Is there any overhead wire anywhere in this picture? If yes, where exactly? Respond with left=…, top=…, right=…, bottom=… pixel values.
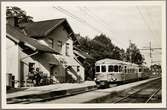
left=53, top=6, right=103, bottom=33
left=136, top=6, right=156, bottom=39
left=136, top=6, right=162, bottom=64
left=78, top=6, right=127, bottom=48
left=80, top=7, right=112, bottom=34
left=83, top=7, right=113, bottom=33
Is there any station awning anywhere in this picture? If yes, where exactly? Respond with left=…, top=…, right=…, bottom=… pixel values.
left=53, top=55, right=80, bottom=66
left=73, top=47, right=93, bottom=59
left=39, top=53, right=59, bottom=65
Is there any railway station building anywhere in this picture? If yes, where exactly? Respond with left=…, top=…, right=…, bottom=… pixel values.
left=6, top=17, right=85, bottom=88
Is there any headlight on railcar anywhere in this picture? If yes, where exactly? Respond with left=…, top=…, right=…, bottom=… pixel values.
left=112, top=77, right=117, bottom=81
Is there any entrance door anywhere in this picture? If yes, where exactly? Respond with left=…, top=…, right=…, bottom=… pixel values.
left=20, top=61, right=24, bottom=87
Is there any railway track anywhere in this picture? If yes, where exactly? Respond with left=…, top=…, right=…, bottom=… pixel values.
left=112, top=78, right=161, bottom=103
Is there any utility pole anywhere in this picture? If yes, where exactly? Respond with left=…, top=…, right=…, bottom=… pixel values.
left=129, top=40, right=132, bottom=63
left=140, top=41, right=161, bottom=66
left=149, top=41, right=152, bottom=58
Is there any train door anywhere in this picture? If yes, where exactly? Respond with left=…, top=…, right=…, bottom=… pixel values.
left=138, top=67, right=142, bottom=79
left=116, top=65, right=123, bottom=81
left=123, top=65, right=127, bottom=81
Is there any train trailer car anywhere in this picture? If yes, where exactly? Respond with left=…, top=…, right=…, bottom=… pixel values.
left=94, top=58, right=149, bottom=88
left=138, top=65, right=151, bottom=80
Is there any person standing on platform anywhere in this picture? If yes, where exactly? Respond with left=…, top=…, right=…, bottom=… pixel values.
left=35, top=68, right=41, bottom=86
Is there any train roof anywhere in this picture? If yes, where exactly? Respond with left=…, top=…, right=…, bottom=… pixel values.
left=96, top=58, right=123, bottom=64
left=95, top=58, right=139, bottom=66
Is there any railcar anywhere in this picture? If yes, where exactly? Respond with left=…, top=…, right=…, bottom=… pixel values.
left=138, top=65, right=151, bottom=79
left=94, top=58, right=149, bottom=88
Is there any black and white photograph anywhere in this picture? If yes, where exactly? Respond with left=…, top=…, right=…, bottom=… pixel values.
left=1, top=1, right=166, bottom=109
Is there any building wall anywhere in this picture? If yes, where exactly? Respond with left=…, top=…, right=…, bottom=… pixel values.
left=38, top=25, right=74, bottom=57
left=72, top=64, right=85, bottom=81
left=6, top=38, right=19, bottom=87
left=51, top=65, right=66, bottom=83
left=48, top=25, right=84, bottom=81
left=36, top=25, right=85, bottom=82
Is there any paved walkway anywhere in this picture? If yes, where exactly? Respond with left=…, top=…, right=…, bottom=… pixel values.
left=41, top=77, right=160, bottom=103
left=7, top=81, right=96, bottom=99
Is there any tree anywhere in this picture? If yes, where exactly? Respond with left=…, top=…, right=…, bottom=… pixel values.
left=150, top=64, right=161, bottom=74
left=76, top=33, right=126, bottom=61
left=6, top=6, right=33, bottom=23
left=126, top=42, right=145, bottom=65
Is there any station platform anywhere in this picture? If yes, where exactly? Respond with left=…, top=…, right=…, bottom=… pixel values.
left=7, top=81, right=97, bottom=103
left=41, top=77, right=160, bottom=103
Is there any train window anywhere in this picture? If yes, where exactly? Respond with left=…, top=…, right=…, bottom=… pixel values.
left=119, top=65, right=122, bottom=72
left=108, top=65, right=114, bottom=72
left=124, top=66, right=127, bottom=73
left=101, top=65, right=106, bottom=72
left=139, top=68, right=142, bottom=72
left=114, top=65, right=118, bottom=72
left=96, top=66, right=100, bottom=72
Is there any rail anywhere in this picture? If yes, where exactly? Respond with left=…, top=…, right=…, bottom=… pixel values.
left=113, top=78, right=161, bottom=103
left=145, top=87, right=161, bottom=103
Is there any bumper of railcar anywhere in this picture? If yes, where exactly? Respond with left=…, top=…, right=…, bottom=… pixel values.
left=95, top=79, right=122, bottom=85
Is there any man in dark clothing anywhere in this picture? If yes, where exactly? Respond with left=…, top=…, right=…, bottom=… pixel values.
left=35, top=68, right=41, bottom=86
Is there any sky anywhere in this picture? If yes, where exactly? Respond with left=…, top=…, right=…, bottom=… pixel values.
left=5, top=1, right=164, bottom=66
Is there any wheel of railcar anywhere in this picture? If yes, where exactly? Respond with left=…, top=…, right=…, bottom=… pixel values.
left=105, top=82, right=109, bottom=88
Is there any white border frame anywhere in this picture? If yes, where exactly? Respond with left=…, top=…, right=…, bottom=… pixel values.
left=1, top=1, right=166, bottom=109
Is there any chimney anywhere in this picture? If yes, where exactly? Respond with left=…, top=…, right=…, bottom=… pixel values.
left=7, top=16, right=19, bottom=27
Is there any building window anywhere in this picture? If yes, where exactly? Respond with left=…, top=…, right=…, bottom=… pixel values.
left=29, top=62, right=35, bottom=72
left=101, top=65, right=106, bottom=72
left=96, top=66, right=100, bottom=72
left=66, top=43, right=70, bottom=56
left=77, top=66, right=80, bottom=72
left=46, top=38, right=53, bottom=48
left=57, top=40, right=62, bottom=48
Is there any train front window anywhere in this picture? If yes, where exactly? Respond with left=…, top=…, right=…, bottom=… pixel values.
left=101, top=65, right=106, bottom=72
left=108, top=65, right=113, bottom=72
left=114, top=65, right=118, bottom=72
left=96, top=66, right=100, bottom=72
